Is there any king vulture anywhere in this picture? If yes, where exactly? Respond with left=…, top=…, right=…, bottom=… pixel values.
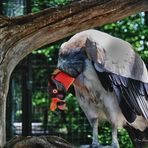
left=48, top=30, right=148, bottom=148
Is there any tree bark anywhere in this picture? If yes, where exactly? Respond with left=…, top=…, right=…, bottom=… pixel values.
left=0, top=65, right=10, bottom=148
left=0, top=0, right=148, bottom=147
left=3, top=136, right=73, bottom=148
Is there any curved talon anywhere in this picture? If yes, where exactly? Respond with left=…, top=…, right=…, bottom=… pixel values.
left=80, top=145, right=91, bottom=148
left=80, top=145, right=118, bottom=148
left=90, top=143, right=101, bottom=148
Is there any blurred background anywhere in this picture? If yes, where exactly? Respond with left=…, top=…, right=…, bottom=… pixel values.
left=0, top=0, right=148, bottom=147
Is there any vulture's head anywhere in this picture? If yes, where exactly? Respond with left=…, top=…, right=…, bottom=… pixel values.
left=48, top=40, right=87, bottom=111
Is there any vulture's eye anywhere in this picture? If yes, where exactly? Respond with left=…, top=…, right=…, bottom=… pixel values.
left=52, top=89, right=58, bottom=94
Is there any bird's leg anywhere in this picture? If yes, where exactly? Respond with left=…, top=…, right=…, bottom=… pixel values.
left=91, top=118, right=101, bottom=147
left=111, top=125, right=119, bottom=148
left=80, top=118, right=101, bottom=148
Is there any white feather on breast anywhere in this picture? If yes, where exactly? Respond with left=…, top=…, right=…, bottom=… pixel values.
left=73, top=59, right=126, bottom=127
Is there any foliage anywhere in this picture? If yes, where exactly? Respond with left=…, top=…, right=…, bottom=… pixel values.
left=32, top=39, right=67, bottom=59
left=98, top=123, right=133, bottom=148
left=32, top=0, right=73, bottom=12
left=100, top=13, right=148, bottom=62
left=32, top=91, right=47, bottom=106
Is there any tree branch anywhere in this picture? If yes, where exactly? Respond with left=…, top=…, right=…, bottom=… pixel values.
left=0, top=0, right=147, bottom=72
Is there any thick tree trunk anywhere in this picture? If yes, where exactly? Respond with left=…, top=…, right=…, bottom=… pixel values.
left=0, top=64, right=10, bottom=147
left=0, top=87, right=6, bottom=148
left=0, top=0, right=148, bottom=147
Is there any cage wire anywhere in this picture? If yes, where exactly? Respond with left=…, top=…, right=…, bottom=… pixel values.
left=6, top=49, right=92, bottom=146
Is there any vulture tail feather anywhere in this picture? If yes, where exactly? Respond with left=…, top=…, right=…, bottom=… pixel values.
left=125, top=125, right=148, bottom=148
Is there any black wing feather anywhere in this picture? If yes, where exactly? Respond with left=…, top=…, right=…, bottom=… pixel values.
left=95, top=66, right=148, bottom=123
left=112, top=83, right=137, bottom=122
left=144, top=83, right=148, bottom=95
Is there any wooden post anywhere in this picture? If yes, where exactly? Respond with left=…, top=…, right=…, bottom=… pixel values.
left=6, top=78, right=13, bottom=140
left=26, top=0, right=31, bottom=14
left=0, top=0, right=3, bottom=15
left=22, top=56, right=32, bottom=136
left=21, top=0, right=32, bottom=137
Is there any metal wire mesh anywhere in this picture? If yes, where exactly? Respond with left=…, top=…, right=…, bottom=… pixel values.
left=7, top=51, right=92, bottom=146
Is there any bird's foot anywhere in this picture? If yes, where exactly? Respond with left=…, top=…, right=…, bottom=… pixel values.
left=100, top=144, right=119, bottom=148
left=80, top=145, right=119, bottom=148
left=80, top=143, right=101, bottom=148
left=80, top=140, right=119, bottom=148
left=101, top=146, right=114, bottom=148
left=111, top=141, right=119, bottom=148
left=80, top=145, right=91, bottom=148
